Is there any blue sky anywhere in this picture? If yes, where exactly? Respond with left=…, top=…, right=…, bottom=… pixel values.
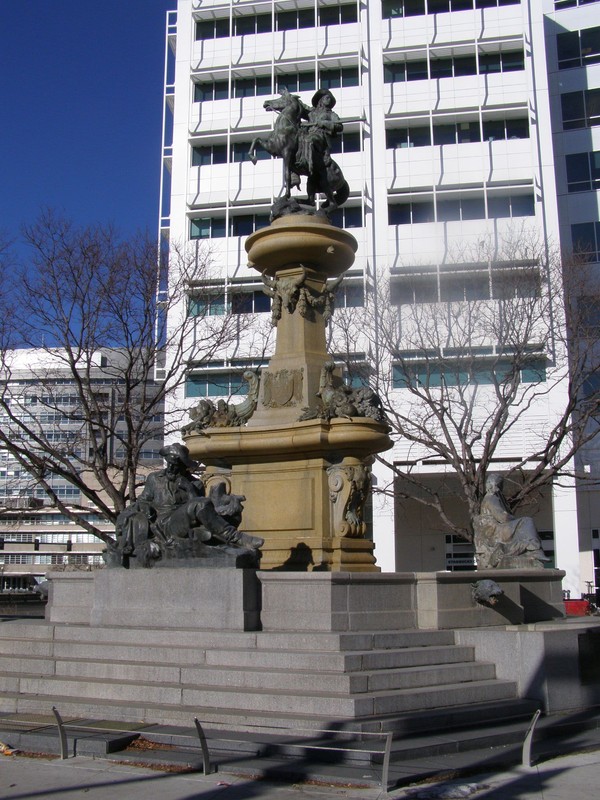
left=1, top=0, right=177, bottom=241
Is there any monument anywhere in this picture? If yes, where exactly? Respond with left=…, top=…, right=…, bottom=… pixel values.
left=183, top=88, right=393, bottom=572
left=11, top=88, right=597, bottom=753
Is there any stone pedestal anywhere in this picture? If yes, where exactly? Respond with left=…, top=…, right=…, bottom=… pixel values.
left=185, top=215, right=392, bottom=571
left=46, top=568, right=261, bottom=631
left=414, top=569, right=566, bottom=629
left=259, top=571, right=418, bottom=631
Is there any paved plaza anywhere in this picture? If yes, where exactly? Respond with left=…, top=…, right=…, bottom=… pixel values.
left=2, top=748, right=600, bottom=800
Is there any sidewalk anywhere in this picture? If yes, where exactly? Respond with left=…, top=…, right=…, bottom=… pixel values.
left=2, top=748, right=600, bottom=800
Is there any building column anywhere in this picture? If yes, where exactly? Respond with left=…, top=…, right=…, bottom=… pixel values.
left=552, top=477, right=591, bottom=596
left=371, top=461, right=397, bottom=572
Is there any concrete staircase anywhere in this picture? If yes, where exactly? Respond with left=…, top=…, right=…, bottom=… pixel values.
left=0, top=618, right=528, bottom=734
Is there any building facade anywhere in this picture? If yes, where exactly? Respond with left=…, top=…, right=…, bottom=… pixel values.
left=161, top=0, right=600, bottom=594
left=0, top=349, right=163, bottom=590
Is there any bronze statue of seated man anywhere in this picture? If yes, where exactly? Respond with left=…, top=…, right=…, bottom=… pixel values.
left=110, top=444, right=263, bottom=568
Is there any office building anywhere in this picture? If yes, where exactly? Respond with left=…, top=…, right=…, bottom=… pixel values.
left=161, top=0, right=600, bottom=594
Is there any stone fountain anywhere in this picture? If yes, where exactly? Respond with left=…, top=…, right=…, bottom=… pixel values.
left=184, top=214, right=392, bottom=571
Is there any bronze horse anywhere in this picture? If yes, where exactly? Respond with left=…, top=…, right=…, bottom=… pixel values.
left=248, top=88, right=349, bottom=210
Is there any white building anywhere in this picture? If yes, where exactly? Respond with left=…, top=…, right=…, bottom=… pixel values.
left=0, top=349, right=163, bottom=589
left=161, top=0, right=600, bottom=595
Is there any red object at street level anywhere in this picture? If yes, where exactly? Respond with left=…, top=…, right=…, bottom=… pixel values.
left=564, top=599, right=590, bottom=616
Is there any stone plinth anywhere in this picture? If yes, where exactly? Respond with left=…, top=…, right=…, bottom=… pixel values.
left=46, top=568, right=261, bottom=631
left=259, top=571, right=418, bottom=631
left=415, top=569, right=566, bottom=629
left=187, top=418, right=391, bottom=571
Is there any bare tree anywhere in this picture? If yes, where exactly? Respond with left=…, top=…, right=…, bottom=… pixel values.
left=329, top=232, right=600, bottom=541
left=0, top=211, right=238, bottom=544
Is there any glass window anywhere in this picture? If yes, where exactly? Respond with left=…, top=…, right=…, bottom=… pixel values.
left=382, top=0, right=404, bottom=15
left=430, top=58, right=453, bottom=79
left=212, top=144, right=227, bottom=164
left=298, top=71, right=316, bottom=92
left=384, top=63, right=405, bottom=83
left=195, top=20, right=215, bottom=40
left=214, top=81, right=228, bottom=100
left=230, top=215, right=255, bottom=236
left=479, top=53, right=502, bottom=74
left=406, top=60, right=428, bottom=81
left=557, top=31, right=581, bottom=69
left=572, top=222, right=598, bottom=259
left=387, top=128, right=409, bottom=148
left=343, top=207, right=363, bottom=227
left=561, top=91, right=586, bottom=129
left=440, top=276, right=466, bottom=302
left=277, top=11, right=296, bottom=30
left=255, top=75, right=272, bottom=96
left=215, top=18, right=229, bottom=37
left=566, top=152, right=592, bottom=192
left=483, top=119, right=505, bottom=141
left=501, top=51, right=525, bottom=72
left=190, top=218, right=211, bottom=239
left=254, top=291, right=270, bottom=313
left=487, top=196, right=511, bottom=218
left=231, top=292, right=254, bottom=314
left=256, top=14, right=271, bottom=33
left=511, top=194, right=535, bottom=217
left=586, top=89, right=600, bottom=126
left=191, top=146, right=211, bottom=167
left=411, top=126, right=432, bottom=146
left=298, top=9, right=314, bottom=28
left=389, top=204, right=411, bottom=224
left=235, top=15, right=255, bottom=35
left=437, top=200, right=461, bottom=221
left=189, top=294, right=226, bottom=317
left=522, top=360, right=546, bottom=383
left=457, top=121, right=480, bottom=143
left=433, top=124, right=456, bottom=145
left=343, top=284, right=365, bottom=307
left=319, top=7, right=338, bottom=25
left=234, top=78, right=254, bottom=98
left=453, top=55, right=477, bottom=77
left=341, top=67, right=360, bottom=87
left=451, top=0, right=474, bottom=9
left=194, top=83, right=211, bottom=102
left=412, top=202, right=435, bottom=223
left=580, top=27, right=600, bottom=63
left=506, top=118, right=529, bottom=139
left=405, top=0, right=426, bottom=13
left=591, top=151, right=600, bottom=189
left=321, top=68, right=342, bottom=89
left=461, top=197, right=485, bottom=220
left=340, top=4, right=358, bottom=22
left=428, top=0, right=451, bottom=11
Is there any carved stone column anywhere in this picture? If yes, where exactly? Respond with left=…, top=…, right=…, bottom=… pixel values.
left=185, top=215, right=392, bottom=571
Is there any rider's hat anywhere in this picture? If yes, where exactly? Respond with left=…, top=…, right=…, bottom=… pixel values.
left=311, top=88, right=336, bottom=107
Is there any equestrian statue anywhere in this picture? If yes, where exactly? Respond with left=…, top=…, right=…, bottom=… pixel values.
left=248, top=87, right=350, bottom=215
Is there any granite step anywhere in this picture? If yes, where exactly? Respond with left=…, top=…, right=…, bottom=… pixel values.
left=0, top=654, right=497, bottom=693
left=5, top=670, right=518, bottom=717
left=0, top=620, right=457, bottom=651
left=0, top=634, right=479, bottom=671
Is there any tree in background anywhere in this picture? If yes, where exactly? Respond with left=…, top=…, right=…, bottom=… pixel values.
left=330, top=232, right=600, bottom=541
left=0, top=211, right=239, bottom=544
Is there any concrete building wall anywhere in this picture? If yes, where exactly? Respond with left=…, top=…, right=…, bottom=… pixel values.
left=162, top=0, right=600, bottom=594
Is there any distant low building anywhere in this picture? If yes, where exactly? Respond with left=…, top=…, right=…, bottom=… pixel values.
left=0, top=349, right=163, bottom=591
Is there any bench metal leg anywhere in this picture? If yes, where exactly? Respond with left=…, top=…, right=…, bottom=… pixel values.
left=522, top=709, right=541, bottom=768
left=194, top=717, right=212, bottom=775
left=381, top=732, right=393, bottom=792
left=51, top=706, right=68, bottom=760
